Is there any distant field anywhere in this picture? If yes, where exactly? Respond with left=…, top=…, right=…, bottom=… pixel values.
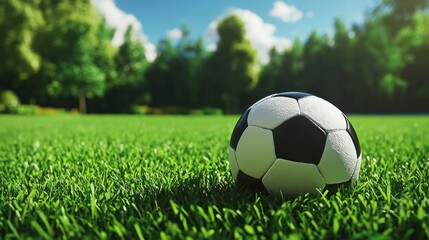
left=0, top=115, right=428, bottom=239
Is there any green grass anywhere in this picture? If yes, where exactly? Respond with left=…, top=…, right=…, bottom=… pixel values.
left=0, top=115, right=428, bottom=239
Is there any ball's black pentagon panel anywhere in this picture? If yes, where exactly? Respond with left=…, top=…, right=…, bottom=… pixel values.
left=273, top=115, right=327, bottom=164
left=230, top=108, right=251, bottom=150
left=344, top=115, right=361, bottom=157
left=274, top=92, right=313, bottom=100
left=237, top=170, right=267, bottom=193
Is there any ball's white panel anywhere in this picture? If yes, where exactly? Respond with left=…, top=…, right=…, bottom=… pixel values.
left=351, top=154, right=362, bottom=184
left=299, top=96, right=346, bottom=131
left=318, top=131, right=357, bottom=183
left=262, top=159, right=326, bottom=196
left=236, top=126, right=276, bottom=178
left=248, top=97, right=300, bottom=129
left=229, top=147, right=239, bottom=180
left=249, top=94, right=275, bottom=109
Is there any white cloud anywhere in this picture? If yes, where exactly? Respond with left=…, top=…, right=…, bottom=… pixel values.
left=92, top=0, right=156, bottom=61
left=167, top=28, right=183, bottom=40
left=306, top=11, right=314, bottom=18
left=207, top=43, right=217, bottom=52
left=205, top=21, right=219, bottom=43
left=269, top=1, right=303, bottom=23
left=204, top=8, right=292, bottom=64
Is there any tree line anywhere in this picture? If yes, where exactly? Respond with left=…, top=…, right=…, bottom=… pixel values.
left=1, top=0, right=428, bottom=114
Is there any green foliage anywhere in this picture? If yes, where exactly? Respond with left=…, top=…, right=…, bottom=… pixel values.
left=371, top=0, right=429, bottom=35
left=324, top=19, right=353, bottom=105
left=115, top=25, right=147, bottom=87
left=12, top=104, right=40, bottom=115
left=350, top=18, right=407, bottom=110
left=201, top=107, right=223, bottom=115
left=301, top=31, right=330, bottom=94
left=254, top=4, right=429, bottom=113
left=37, top=0, right=109, bottom=113
left=276, top=38, right=304, bottom=92
left=1, top=0, right=429, bottom=113
left=253, top=47, right=282, bottom=99
left=0, top=90, right=20, bottom=113
left=94, top=18, right=117, bottom=90
left=202, top=14, right=259, bottom=113
left=0, top=0, right=43, bottom=80
left=396, top=12, right=429, bottom=110
left=146, top=24, right=206, bottom=108
left=0, top=115, right=428, bottom=238
left=99, top=25, right=147, bottom=113
left=146, top=38, right=177, bottom=106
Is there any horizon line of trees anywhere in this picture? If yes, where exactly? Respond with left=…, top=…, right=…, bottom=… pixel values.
left=1, top=0, right=429, bottom=114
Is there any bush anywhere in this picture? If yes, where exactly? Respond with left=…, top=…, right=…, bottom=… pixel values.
left=131, top=105, right=224, bottom=115
left=38, top=107, right=67, bottom=115
left=189, top=109, right=205, bottom=115
left=131, top=105, right=150, bottom=114
left=147, top=106, right=189, bottom=115
left=12, top=105, right=40, bottom=115
left=0, top=90, right=20, bottom=113
left=202, top=107, right=223, bottom=115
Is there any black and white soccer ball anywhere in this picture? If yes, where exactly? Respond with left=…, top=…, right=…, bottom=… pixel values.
left=229, top=92, right=361, bottom=196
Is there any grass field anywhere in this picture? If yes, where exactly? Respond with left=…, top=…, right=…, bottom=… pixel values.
left=0, top=115, right=428, bottom=239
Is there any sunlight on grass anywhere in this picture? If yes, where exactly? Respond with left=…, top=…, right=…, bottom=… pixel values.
left=0, top=115, right=428, bottom=238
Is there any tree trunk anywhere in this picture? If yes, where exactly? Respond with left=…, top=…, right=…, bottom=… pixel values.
left=29, top=98, right=36, bottom=105
left=223, top=94, right=239, bottom=114
left=79, top=90, right=86, bottom=114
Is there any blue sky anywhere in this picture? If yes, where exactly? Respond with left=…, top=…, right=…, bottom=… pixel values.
left=93, top=0, right=376, bottom=62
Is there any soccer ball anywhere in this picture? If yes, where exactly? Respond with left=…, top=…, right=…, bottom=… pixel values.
left=229, top=92, right=361, bottom=196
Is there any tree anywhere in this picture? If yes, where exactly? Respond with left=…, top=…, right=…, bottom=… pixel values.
left=172, top=26, right=206, bottom=107
left=146, top=38, right=175, bottom=107
left=275, top=38, right=304, bottom=93
left=101, top=25, right=148, bottom=113
left=300, top=31, right=330, bottom=95
left=146, top=24, right=206, bottom=108
left=115, top=26, right=147, bottom=87
left=325, top=18, right=354, bottom=108
left=350, top=20, right=406, bottom=112
left=201, top=14, right=258, bottom=113
left=94, top=18, right=117, bottom=90
left=36, top=0, right=108, bottom=114
left=87, top=18, right=117, bottom=113
left=253, top=47, right=282, bottom=100
left=371, top=0, right=429, bottom=35
left=396, top=12, right=429, bottom=111
left=0, top=0, right=43, bottom=92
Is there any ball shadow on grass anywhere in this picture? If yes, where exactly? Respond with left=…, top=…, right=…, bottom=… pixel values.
left=134, top=173, right=358, bottom=208
left=129, top=171, right=352, bottom=214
